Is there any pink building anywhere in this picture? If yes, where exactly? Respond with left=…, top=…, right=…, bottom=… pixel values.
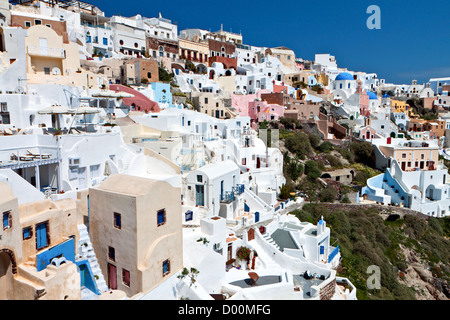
left=249, top=100, right=284, bottom=122
left=360, top=126, right=378, bottom=140
left=230, top=89, right=271, bottom=116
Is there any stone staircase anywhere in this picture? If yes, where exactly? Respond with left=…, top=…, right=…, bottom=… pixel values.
left=261, top=232, right=281, bottom=251
left=76, top=224, right=109, bottom=298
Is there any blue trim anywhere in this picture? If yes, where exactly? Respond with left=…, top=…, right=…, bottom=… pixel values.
left=36, top=238, right=76, bottom=272
left=328, top=245, right=340, bottom=263
left=76, top=260, right=101, bottom=295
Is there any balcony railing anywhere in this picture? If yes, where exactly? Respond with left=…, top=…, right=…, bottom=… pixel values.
left=28, top=45, right=65, bottom=59
left=220, top=191, right=235, bottom=203
left=232, top=184, right=245, bottom=195
left=328, top=245, right=340, bottom=263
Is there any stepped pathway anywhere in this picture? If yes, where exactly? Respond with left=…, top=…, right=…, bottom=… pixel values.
left=77, top=224, right=109, bottom=299
left=249, top=235, right=280, bottom=270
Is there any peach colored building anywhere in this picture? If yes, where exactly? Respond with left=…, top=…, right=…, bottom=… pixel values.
left=88, top=174, right=183, bottom=298
left=0, top=182, right=82, bottom=300
left=25, top=25, right=103, bottom=88
left=379, top=144, right=439, bottom=171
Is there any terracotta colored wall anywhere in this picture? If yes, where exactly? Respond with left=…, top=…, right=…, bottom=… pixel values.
left=11, top=14, right=68, bottom=41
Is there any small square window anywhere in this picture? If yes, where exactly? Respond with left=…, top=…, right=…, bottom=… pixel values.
left=162, top=259, right=170, bottom=277
left=23, top=226, right=32, bottom=240
left=197, top=175, right=202, bottom=183
left=25, top=21, right=31, bottom=27
left=108, top=246, right=115, bottom=261
left=113, top=212, right=121, bottom=229
left=34, top=19, right=42, bottom=25
left=122, top=269, right=130, bottom=287
left=44, top=67, right=51, bottom=75
left=157, top=209, right=166, bottom=227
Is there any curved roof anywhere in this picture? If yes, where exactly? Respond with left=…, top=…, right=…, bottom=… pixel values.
left=335, top=72, right=354, bottom=81
left=367, top=91, right=378, bottom=100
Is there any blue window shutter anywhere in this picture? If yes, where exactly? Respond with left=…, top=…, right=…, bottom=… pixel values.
left=23, top=227, right=30, bottom=239
left=3, top=213, right=8, bottom=228
left=320, top=246, right=324, bottom=254
left=36, top=223, right=48, bottom=249
left=157, top=210, right=165, bottom=226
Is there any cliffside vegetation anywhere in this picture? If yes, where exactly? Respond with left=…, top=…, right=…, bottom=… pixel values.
left=291, top=203, right=450, bottom=300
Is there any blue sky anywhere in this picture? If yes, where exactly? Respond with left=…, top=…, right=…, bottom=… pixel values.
left=88, top=0, right=450, bottom=84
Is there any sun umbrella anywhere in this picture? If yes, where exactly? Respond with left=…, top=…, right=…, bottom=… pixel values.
left=91, top=90, right=134, bottom=98
left=38, top=105, right=73, bottom=130
left=72, top=106, right=100, bottom=131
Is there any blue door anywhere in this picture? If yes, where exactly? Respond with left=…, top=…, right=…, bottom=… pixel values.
left=215, top=110, right=220, bottom=118
left=195, top=185, right=204, bottom=206
left=36, top=222, right=48, bottom=250
left=255, top=211, right=260, bottom=223
left=220, top=180, right=224, bottom=200
left=244, top=203, right=250, bottom=212
left=79, top=264, right=87, bottom=287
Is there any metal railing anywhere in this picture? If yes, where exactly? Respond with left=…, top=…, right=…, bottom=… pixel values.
left=220, top=191, right=235, bottom=203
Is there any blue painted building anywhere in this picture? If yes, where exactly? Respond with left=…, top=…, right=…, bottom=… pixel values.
left=150, top=82, right=173, bottom=108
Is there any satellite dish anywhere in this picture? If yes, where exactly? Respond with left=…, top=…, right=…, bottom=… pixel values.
left=52, top=67, right=61, bottom=75
left=15, top=86, right=25, bottom=94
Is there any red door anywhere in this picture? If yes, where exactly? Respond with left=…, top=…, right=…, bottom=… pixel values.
left=248, top=228, right=255, bottom=241
left=108, top=263, right=117, bottom=290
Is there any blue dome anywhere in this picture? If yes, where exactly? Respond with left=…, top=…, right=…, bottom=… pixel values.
left=367, top=91, right=378, bottom=100
left=383, top=93, right=390, bottom=98
left=335, top=72, right=354, bottom=81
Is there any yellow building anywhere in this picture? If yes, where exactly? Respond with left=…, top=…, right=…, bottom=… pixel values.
left=179, top=38, right=209, bottom=65
left=265, top=47, right=296, bottom=71
left=25, top=25, right=103, bottom=89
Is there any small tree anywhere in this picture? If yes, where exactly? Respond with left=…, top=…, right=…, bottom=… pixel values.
left=177, top=267, right=200, bottom=299
left=305, top=160, right=322, bottom=180
left=319, top=185, right=338, bottom=203
left=319, top=141, right=334, bottom=153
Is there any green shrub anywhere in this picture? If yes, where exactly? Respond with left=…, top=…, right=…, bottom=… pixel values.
left=284, top=132, right=312, bottom=159
left=319, top=141, right=334, bottom=153
left=326, top=154, right=343, bottom=168
left=319, top=185, right=337, bottom=202
left=304, top=160, right=322, bottom=180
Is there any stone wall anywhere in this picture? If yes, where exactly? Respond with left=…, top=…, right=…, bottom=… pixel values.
left=317, top=203, right=428, bottom=220
left=320, top=278, right=336, bottom=300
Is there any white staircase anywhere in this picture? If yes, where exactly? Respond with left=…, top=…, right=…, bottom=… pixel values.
left=261, top=232, right=281, bottom=251
left=77, top=224, right=109, bottom=298
left=250, top=235, right=281, bottom=270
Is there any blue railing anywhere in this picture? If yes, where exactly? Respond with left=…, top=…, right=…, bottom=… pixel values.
left=328, top=245, right=340, bottom=263
left=232, top=184, right=245, bottom=195
left=220, top=191, right=235, bottom=203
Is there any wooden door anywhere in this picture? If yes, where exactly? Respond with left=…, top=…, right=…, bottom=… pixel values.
left=108, top=263, right=117, bottom=290
left=248, top=228, right=255, bottom=241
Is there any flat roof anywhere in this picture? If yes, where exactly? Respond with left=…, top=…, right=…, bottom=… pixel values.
left=271, top=229, right=299, bottom=251
left=229, top=275, right=281, bottom=289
